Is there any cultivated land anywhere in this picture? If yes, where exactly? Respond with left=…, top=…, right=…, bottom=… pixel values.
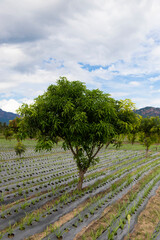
left=0, top=139, right=160, bottom=240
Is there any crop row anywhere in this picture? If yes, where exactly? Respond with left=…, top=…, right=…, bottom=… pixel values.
left=0, top=147, right=160, bottom=239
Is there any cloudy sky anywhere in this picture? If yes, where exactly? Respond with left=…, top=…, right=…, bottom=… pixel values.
left=1, top=0, right=160, bottom=113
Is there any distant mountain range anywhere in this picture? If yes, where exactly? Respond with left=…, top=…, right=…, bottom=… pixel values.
left=135, top=106, right=160, bottom=118
left=0, top=109, right=19, bottom=125
left=1, top=106, right=160, bottom=125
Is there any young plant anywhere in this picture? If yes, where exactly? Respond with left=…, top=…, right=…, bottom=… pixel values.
left=111, top=183, right=117, bottom=191
left=130, top=201, right=136, bottom=214
left=46, top=206, right=51, bottom=215
left=19, top=222, right=25, bottom=230
left=78, top=213, right=83, bottom=222
left=1, top=211, right=6, bottom=219
left=73, top=221, right=78, bottom=227
left=31, top=199, right=36, bottom=205
left=35, top=212, right=40, bottom=222
left=108, top=228, right=114, bottom=240
left=21, top=202, right=29, bottom=210
left=18, top=187, right=23, bottom=196
left=84, top=213, right=89, bottom=218
left=98, top=200, right=102, bottom=208
left=95, top=224, right=104, bottom=238
left=89, top=207, right=95, bottom=215
left=54, top=225, right=63, bottom=239
left=7, top=222, right=14, bottom=237
left=128, top=192, right=133, bottom=202
left=119, top=218, right=124, bottom=230
left=26, top=213, right=34, bottom=226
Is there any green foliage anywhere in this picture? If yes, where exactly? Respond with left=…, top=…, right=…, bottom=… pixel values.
left=127, top=115, right=141, bottom=145
left=9, top=117, right=27, bottom=141
left=0, top=122, right=7, bottom=134
left=14, top=142, right=26, bottom=157
left=18, top=77, right=137, bottom=189
left=3, top=127, right=14, bottom=140
left=112, top=139, right=123, bottom=149
left=119, top=99, right=136, bottom=111
left=139, top=116, right=160, bottom=156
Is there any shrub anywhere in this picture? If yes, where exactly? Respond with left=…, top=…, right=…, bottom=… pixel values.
left=14, top=142, right=26, bottom=157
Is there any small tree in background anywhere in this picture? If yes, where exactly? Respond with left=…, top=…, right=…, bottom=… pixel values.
left=3, top=127, right=14, bottom=140
left=127, top=115, right=141, bottom=145
left=19, top=77, right=137, bottom=190
left=139, top=117, right=160, bottom=157
left=14, top=142, right=26, bottom=158
left=150, top=116, right=160, bottom=151
left=0, top=122, right=8, bottom=134
left=9, top=117, right=27, bottom=142
left=8, top=117, right=27, bottom=157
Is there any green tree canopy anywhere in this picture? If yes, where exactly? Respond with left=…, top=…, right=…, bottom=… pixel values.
left=127, top=114, right=142, bottom=145
left=3, top=127, right=13, bottom=140
left=9, top=117, right=27, bottom=142
left=19, top=77, right=137, bottom=190
left=14, top=142, right=26, bottom=158
left=139, top=116, right=160, bottom=157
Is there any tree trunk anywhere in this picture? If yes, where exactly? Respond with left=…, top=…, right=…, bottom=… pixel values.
left=77, top=169, right=86, bottom=191
left=105, top=142, right=110, bottom=149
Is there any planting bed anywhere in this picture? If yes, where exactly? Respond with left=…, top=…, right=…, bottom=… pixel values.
left=0, top=143, right=160, bottom=240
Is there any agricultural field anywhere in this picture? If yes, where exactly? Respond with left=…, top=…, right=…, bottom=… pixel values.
left=0, top=139, right=160, bottom=240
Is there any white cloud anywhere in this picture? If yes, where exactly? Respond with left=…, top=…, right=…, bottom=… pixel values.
left=133, top=96, right=160, bottom=109
left=129, top=81, right=141, bottom=87
left=1, top=1, right=160, bottom=110
left=0, top=98, right=35, bottom=113
left=0, top=82, right=18, bottom=91
left=110, top=91, right=129, bottom=98
left=0, top=99, right=21, bottom=113
left=149, top=76, right=160, bottom=82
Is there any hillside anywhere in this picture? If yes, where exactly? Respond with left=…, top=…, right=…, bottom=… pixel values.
left=1, top=106, right=160, bottom=125
left=0, top=109, right=19, bottom=125
left=135, top=106, right=160, bottom=118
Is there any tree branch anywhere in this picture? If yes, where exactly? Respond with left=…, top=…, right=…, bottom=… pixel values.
left=92, top=143, right=103, bottom=159
left=105, top=141, right=110, bottom=149
left=90, top=144, right=95, bottom=158
left=68, top=141, right=76, bottom=157
left=85, top=144, right=95, bottom=163
left=76, top=146, right=79, bottom=155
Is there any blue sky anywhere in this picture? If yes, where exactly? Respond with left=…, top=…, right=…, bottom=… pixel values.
left=1, top=0, right=160, bottom=112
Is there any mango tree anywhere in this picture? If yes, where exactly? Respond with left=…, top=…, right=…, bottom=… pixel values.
left=18, top=77, right=136, bottom=190
left=9, top=117, right=27, bottom=157
left=149, top=116, right=160, bottom=151
left=139, top=116, right=160, bottom=157
left=14, top=142, right=26, bottom=157
left=9, top=117, right=27, bottom=142
left=3, top=127, right=14, bottom=140
left=127, top=115, right=141, bottom=145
